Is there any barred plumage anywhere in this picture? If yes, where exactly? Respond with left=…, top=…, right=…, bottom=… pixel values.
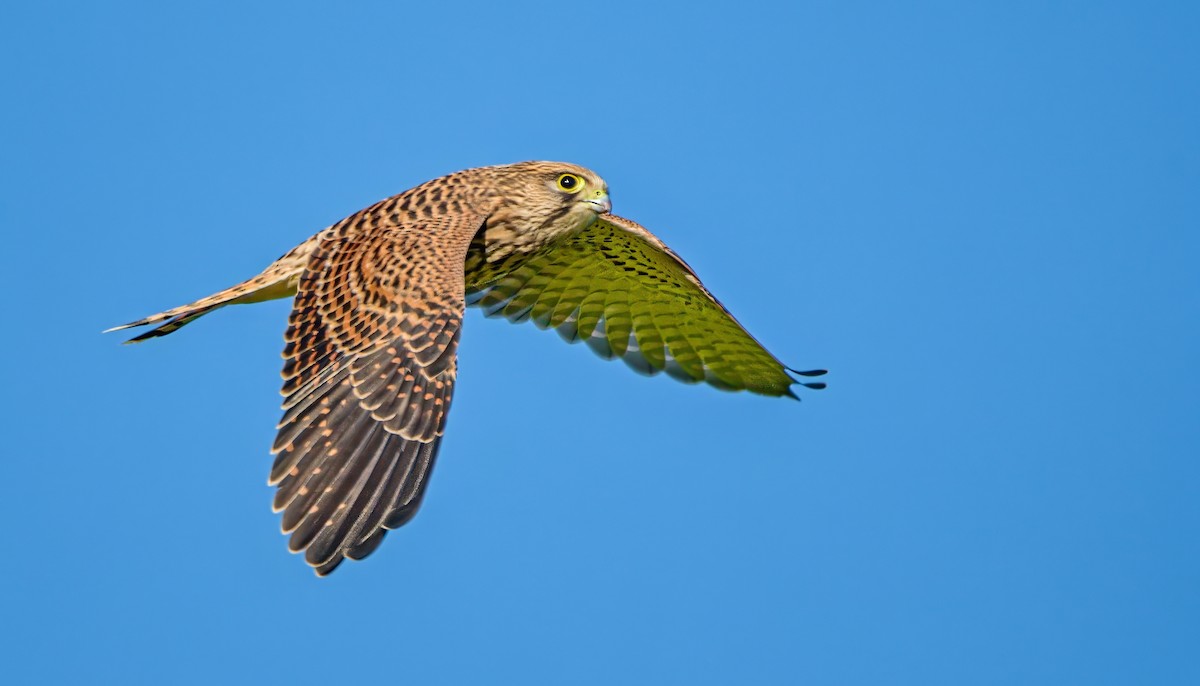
left=107, top=161, right=825, bottom=575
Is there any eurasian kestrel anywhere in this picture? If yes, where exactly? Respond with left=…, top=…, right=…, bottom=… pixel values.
left=108, top=161, right=826, bottom=575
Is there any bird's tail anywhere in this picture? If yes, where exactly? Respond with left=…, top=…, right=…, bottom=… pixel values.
left=104, top=271, right=301, bottom=343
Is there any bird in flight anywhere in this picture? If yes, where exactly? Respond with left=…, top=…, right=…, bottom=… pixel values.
left=107, top=161, right=826, bottom=575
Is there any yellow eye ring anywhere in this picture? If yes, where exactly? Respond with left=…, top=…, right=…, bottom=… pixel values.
left=556, top=173, right=585, bottom=193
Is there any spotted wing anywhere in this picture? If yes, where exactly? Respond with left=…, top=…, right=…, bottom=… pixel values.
left=270, top=217, right=473, bottom=575
left=467, top=214, right=825, bottom=397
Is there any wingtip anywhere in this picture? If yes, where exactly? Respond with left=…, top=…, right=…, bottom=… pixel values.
left=787, top=367, right=828, bottom=377
left=313, top=557, right=343, bottom=577
left=782, top=378, right=826, bottom=400
left=785, top=366, right=828, bottom=392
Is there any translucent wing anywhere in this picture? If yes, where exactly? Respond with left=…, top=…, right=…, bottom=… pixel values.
left=467, top=214, right=825, bottom=397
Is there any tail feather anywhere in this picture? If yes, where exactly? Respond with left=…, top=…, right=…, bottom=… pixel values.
left=104, top=270, right=302, bottom=343
left=105, top=233, right=317, bottom=343
left=103, top=306, right=208, bottom=334
left=118, top=305, right=224, bottom=343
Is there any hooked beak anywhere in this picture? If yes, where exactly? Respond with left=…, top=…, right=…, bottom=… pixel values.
left=583, top=189, right=611, bottom=214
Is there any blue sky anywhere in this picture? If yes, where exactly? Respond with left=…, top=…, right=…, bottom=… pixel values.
left=3, top=1, right=1197, bottom=683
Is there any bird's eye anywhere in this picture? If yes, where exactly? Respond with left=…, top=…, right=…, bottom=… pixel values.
left=556, top=173, right=584, bottom=193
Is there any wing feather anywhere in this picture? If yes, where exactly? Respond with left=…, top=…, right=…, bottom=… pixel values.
left=466, top=214, right=824, bottom=397
left=271, top=208, right=479, bottom=575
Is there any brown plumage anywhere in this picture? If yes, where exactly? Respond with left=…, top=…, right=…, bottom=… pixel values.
left=107, top=161, right=825, bottom=575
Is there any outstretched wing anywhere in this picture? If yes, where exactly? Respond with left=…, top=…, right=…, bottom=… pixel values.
left=467, top=214, right=825, bottom=397
left=270, top=212, right=477, bottom=575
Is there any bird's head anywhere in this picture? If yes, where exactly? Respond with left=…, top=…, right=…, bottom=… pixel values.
left=487, top=161, right=611, bottom=245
